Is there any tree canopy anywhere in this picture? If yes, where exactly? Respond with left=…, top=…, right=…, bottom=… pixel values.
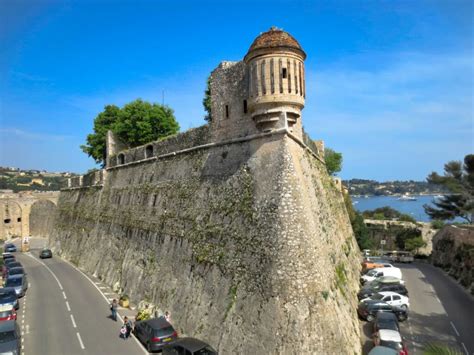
left=324, top=148, right=343, bottom=176
left=423, top=154, right=474, bottom=223
left=80, top=99, right=180, bottom=166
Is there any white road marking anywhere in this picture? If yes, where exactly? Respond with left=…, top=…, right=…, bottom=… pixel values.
left=26, top=324, right=29, bottom=334
left=66, top=301, right=71, bottom=311
left=61, top=259, right=148, bottom=354
left=25, top=253, right=63, bottom=290
left=460, top=342, right=468, bottom=355
left=76, top=332, right=85, bottom=350
left=70, top=314, right=77, bottom=328
left=62, top=291, right=67, bottom=299
left=450, top=321, right=460, bottom=336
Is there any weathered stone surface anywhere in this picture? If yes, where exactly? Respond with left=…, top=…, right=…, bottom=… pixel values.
left=51, top=28, right=362, bottom=353
left=431, top=225, right=474, bottom=295
left=51, top=133, right=361, bottom=353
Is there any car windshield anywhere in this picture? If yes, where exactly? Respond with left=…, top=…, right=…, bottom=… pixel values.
left=366, top=270, right=377, bottom=276
left=154, top=326, right=174, bottom=337
left=9, top=269, right=24, bottom=275
left=5, top=278, right=22, bottom=287
left=378, top=319, right=398, bottom=331
left=0, top=290, right=16, bottom=298
left=371, top=293, right=384, bottom=300
left=195, top=347, right=217, bottom=355
left=0, top=330, right=16, bottom=343
left=380, top=340, right=402, bottom=350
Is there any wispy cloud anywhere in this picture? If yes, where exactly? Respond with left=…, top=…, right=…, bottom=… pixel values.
left=0, top=128, right=71, bottom=141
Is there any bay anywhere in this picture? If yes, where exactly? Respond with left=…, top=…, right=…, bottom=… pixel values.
left=351, top=195, right=442, bottom=223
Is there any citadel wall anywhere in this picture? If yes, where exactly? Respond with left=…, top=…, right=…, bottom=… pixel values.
left=51, top=28, right=362, bottom=353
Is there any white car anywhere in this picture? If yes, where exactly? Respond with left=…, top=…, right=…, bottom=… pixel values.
left=361, top=291, right=410, bottom=310
left=361, top=267, right=403, bottom=284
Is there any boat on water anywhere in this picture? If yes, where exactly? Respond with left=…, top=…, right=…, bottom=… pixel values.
left=397, top=194, right=417, bottom=201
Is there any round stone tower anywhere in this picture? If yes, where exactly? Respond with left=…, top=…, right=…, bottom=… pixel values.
left=244, top=27, right=306, bottom=133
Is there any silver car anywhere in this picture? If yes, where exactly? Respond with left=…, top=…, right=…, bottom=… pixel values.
left=4, top=275, right=28, bottom=298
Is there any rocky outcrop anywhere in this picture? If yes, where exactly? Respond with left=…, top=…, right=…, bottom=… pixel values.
left=50, top=131, right=361, bottom=354
left=431, top=225, right=474, bottom=294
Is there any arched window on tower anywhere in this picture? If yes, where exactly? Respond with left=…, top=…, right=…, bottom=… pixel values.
left=145, top=145, right=154, bottom=159
left=118, top=153, right=125, bottom=165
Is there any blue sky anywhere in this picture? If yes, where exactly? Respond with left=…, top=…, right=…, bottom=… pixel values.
left=0, top=0, right=472, bottom=180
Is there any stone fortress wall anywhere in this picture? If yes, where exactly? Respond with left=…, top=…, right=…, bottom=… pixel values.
left=51, top=28, right=362, bottom=353
left=0, top=190, right=58, bottom=240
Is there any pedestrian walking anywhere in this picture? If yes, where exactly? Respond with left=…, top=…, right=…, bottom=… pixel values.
left=164, top=311, right=171, bottom=324
left=110, top=299, right=118, bottom=321
left=124, top=316, right=133, bottom=339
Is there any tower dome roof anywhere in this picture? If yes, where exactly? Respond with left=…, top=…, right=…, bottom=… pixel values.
left=245, top=27, right=306, bottom=61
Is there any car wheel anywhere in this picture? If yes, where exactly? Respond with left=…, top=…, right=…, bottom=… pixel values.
left=400, top=304, right=408, bottom=310
left=366, top=314, right=374, bottom=322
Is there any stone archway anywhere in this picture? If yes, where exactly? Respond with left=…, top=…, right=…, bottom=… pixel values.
left=29, top=199, right=57, bottom=238
left=0, top=200, right=23, bottom=239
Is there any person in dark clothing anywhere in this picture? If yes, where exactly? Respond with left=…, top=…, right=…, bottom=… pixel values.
left=110, top=299, right=118, bottom=321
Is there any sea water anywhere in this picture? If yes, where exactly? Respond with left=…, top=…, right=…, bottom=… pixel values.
left=351, top=195, right=442, bottom=223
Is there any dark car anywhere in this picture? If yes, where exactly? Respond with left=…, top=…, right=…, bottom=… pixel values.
left=4, top=244, right=17, bottom=253
left=2, top=253, right=15, bottom=261
left=358, top=283, right=408, bottom=300
left=5, top=267, right=26, bottom=278
left=373, top=312, right=400, bottom=333
left=39, top=249, right=52, bottom=259
left=133, top=317, right=178, bottom=352
left=0, top=320, right=21, bottom=355
left=357, top=300, right=408, bottom=322
left=0, top=288, right=19, bottom=311
left=2, top=261, right=22, bottom=279
left=162, top=337, right=218, bottom=355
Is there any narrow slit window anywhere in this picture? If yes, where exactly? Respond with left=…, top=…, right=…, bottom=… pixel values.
left=243, top=100, right=248, bottom=114
left=279, top=59, right=283, bottom=93
left=145, top=145, right=154, bottom=159
left=118, top=154, right=125, bottom=165
left=299, top=62, right=303, bottom=96
left=294, top=61, right=298, bottom=94
left=225, top=105, right=229, bottom=118
left=282, top=67, right=287, bottom=79
left=270, top=58, right=275, bottom=94
left=17, top=217, right=21, bottom=222
left=261, top=60, right=266, bottom=95
left=4, top=219, right=11, bottom=224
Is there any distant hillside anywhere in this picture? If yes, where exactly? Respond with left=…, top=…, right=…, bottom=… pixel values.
left=0, top=167, right=76, bottom=192
left=343, top=179, right=446, bottom=196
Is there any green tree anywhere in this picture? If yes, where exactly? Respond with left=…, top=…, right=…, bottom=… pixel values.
left=113, top=99, right=179, bottom=147
left=80, top=105, right=121, bottom=165
left=423, top=154, right=474, bottom=223
left=343, top=192, right=373, bottom=250
left=324, top=148, right=342, bottom=176
left=80, top=100, right=180, bottom=166
left=203, top=76, right=212, bottom=122
left=404, top=236, right=427, bottom=253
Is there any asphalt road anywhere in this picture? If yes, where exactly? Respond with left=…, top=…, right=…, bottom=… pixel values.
left=11, top=241, right=146, bottom=355
left=362, top=262, right=474, bottom=355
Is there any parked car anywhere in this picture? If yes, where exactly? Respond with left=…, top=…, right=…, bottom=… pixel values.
left=2, top=261, right=22, bottom=279
left=358, top=280, right=408, bottom=300
left=0, top=288, right=19, bottom=311
left=361, top=292, right=410, bottom=310
left=373, top=312, right=400, bottom=333
left=162, top=337, right=218, bottom=355
left=0, top=320, right=21, bottom=355
left=373, top=329, right=408, bottom=355
left=5, top=267, right=26, bottom=279
left=4, top=275, right=28, bottom=298
left=368, top=346, right=398, bottom=355
left=39, top=249, right=53, bottom=259
left=3, top=244, right=17, bottom=253
left=0, top=305, right=17, bottom=322
left=133, top=317, right=178, bottom=352
left=361, top=267, right=403, bottom=285
left=357, top=300, right=408, bottom=322
left=2, top=253, right=15, bottom=261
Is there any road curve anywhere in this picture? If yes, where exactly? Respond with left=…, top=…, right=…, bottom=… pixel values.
left=14, top=248, right=145, bottom=355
